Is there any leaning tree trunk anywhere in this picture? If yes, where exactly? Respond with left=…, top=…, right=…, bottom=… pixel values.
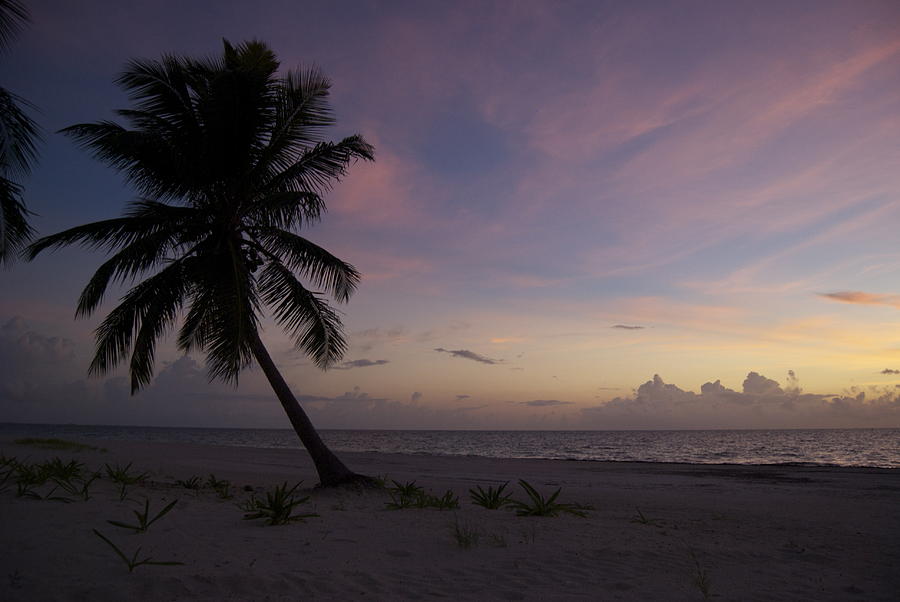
left=249, top=331, right=371, bottom=487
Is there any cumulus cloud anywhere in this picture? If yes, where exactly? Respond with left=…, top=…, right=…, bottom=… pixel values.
left=410, top=391, right=423, bottom=402
left=612, top=324, right=645, bottom=330
left=585, top=371, right=900, bottom=429
left=333, top=359, right=390, bottom=370
left=818, top=291, right=900, bottom=308
left=742, top=371, right=783, bottom=395
left=519, top=399, right=573, bottom=407
left=434, top=347, right=502, bottom=365
left=296, top=386, right=388, bottom=405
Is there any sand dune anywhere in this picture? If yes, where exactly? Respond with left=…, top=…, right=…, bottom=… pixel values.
left=1, top=436, right=897, bottom=601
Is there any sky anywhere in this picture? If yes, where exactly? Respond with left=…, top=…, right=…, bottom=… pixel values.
left=2, top=0, right=900, bottom=430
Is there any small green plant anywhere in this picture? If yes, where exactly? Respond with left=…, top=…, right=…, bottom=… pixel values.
left=107, top=498, right=178, bottom=533
left=105, top=462, right=148, bottom=501
left=236, top=494, right=260, bottom=513
left=452, top=518, right=480, bottom=549
left=15, top=481, right=72, bottom=502
left=40, top=458, right=85, bottom=481
left=470, top=482, right=514, bottom=509
left=429, top=490, right=460, bottom=510
left=206, top=474, right=233, bottom=499
left=242, top=482, right=318, bottom=526
left=11, top=462, right=71, bottom=501
left=385, top=481, right=459, bottom=510
left=175, top=476, right=202, bottom=490
left=385, top=480, right=426, bottom=509
left=8, top=569, right=22, bottom=590
left=14, top=438, right=103, bottom=452
left=509, top=480, right=590, bottom=517
left=389, top=480, right=424, bottom=497
left=488, top=532, right=508, bottom=548
left=689, top=549, right=712, bottom=600
left=93, top=529, right=183, bottom=573
left=105, top=462, right=148, bottom=485
left=53, top=472, right=100, bottom=501
left=631, top=507, right=663, bottom=526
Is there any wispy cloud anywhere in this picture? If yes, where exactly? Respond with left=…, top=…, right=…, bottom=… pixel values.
left=333, top=359, right=390, bottom=370
left=455, top=394, right=471, bottom=401
left=612, top=324, right=645, bottom=330
left=518, top=399, right=573, bottom=407
left=434, top=348, right=502, bottom=365
left=818, top=291, right=900, bottom=309
left=881, top=369, right=900, bottom=375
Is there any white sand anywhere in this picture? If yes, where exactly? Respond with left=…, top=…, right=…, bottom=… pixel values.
left=1, top=435, right=898, bottom=601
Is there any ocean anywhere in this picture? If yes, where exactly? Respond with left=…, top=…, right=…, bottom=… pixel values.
left=2, top=423, right=898, bottom=468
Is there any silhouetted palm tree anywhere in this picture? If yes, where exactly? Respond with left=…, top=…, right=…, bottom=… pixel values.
left=0, top=0, right=39, bottom=264
left=29, top=40, right=375, bottom=486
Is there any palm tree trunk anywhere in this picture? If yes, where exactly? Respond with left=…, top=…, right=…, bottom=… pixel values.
left=249, top=331, right=370, bottom=487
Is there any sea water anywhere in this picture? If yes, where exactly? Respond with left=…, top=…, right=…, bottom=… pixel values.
left=1, top=423, right=897, bottom=468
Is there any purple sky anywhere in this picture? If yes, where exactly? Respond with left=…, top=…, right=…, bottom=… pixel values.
left=3, top=0, right=900, bottom=429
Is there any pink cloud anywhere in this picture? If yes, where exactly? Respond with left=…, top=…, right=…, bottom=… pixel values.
left=818, top=291, right=900, bottom=309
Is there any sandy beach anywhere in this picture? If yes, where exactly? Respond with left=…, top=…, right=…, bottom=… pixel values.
left=1, top=435, right=897, bottom=601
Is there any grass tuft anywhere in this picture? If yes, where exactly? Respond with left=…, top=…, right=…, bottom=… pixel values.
left=451, top=518, right=480, bottom=549
left=509, top=479, right=591, bottom=517
left=107, top=497, right=178, bottom=533
left=470, top=482, right=514, bottom=509
left=93, top=529, right=183, bottom=573
left=206, top=474, right=233, bottom=499
left=385, top=481, right=459, bottom=510
left=242, top=482, right=319, bottom=525
left=175, top=476, right=202, bottom=490
left=689, top=549, right=712, bottom=600
left=631, top=507, right=663, bottom=526
left=104, top=462, right=148, bottom=501
left=14, top=438, right=103, bottom=452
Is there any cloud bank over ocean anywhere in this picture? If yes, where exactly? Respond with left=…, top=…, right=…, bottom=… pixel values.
left=2, top=318, right=896, bottom=430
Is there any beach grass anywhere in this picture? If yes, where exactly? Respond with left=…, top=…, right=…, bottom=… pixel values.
left=13, top=438, right=105, bottom=452
left=470, top=482, right=514, bottom=509
left=241, top=482, right=319, bottom=525
left=107, top=498, right=178, bottom=533
left=93, top=529, right=184, bottom=573
left=451, top=518, right=480, bottom=549
left=510, top=480, right=591, bottom=517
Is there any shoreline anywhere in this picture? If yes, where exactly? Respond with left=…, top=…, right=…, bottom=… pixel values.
left=1, top=436, right=898, bottom=600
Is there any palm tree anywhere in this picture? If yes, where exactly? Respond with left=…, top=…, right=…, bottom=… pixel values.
left=0, top=0, right=39, bottom=264
left=28, top=40, right=375, bottom=487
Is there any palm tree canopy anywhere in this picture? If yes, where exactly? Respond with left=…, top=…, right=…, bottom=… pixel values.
left=0, top=0, right=39, bottom=264
left=29, top=39, right=374, bottom=392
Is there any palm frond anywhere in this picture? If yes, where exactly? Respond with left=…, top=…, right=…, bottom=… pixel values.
left=0, top=175, right=34, bottom=263
left=264, top=135, right=374, bottom=195
left=127, top=271, right=188, bottom=392
left=60, top=122, right=198, bottom=201
left=0, top=87, right=41, bottom=178
left=89, top=260, right=190, bottom=382
left=176, top=243, right=259, bottom=384
left=258, top=260, right=347, bottom=368
left=250, top=228, right=359, bottom=302
left=28, top=200, right=197, bottom=259
left=75, top=228, right=190, bottom=317
left=242, top=190, right=325, bottom=229
left=252, top=67, right=333, bottom=177
left=0, top=0, right=28, bottom=53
